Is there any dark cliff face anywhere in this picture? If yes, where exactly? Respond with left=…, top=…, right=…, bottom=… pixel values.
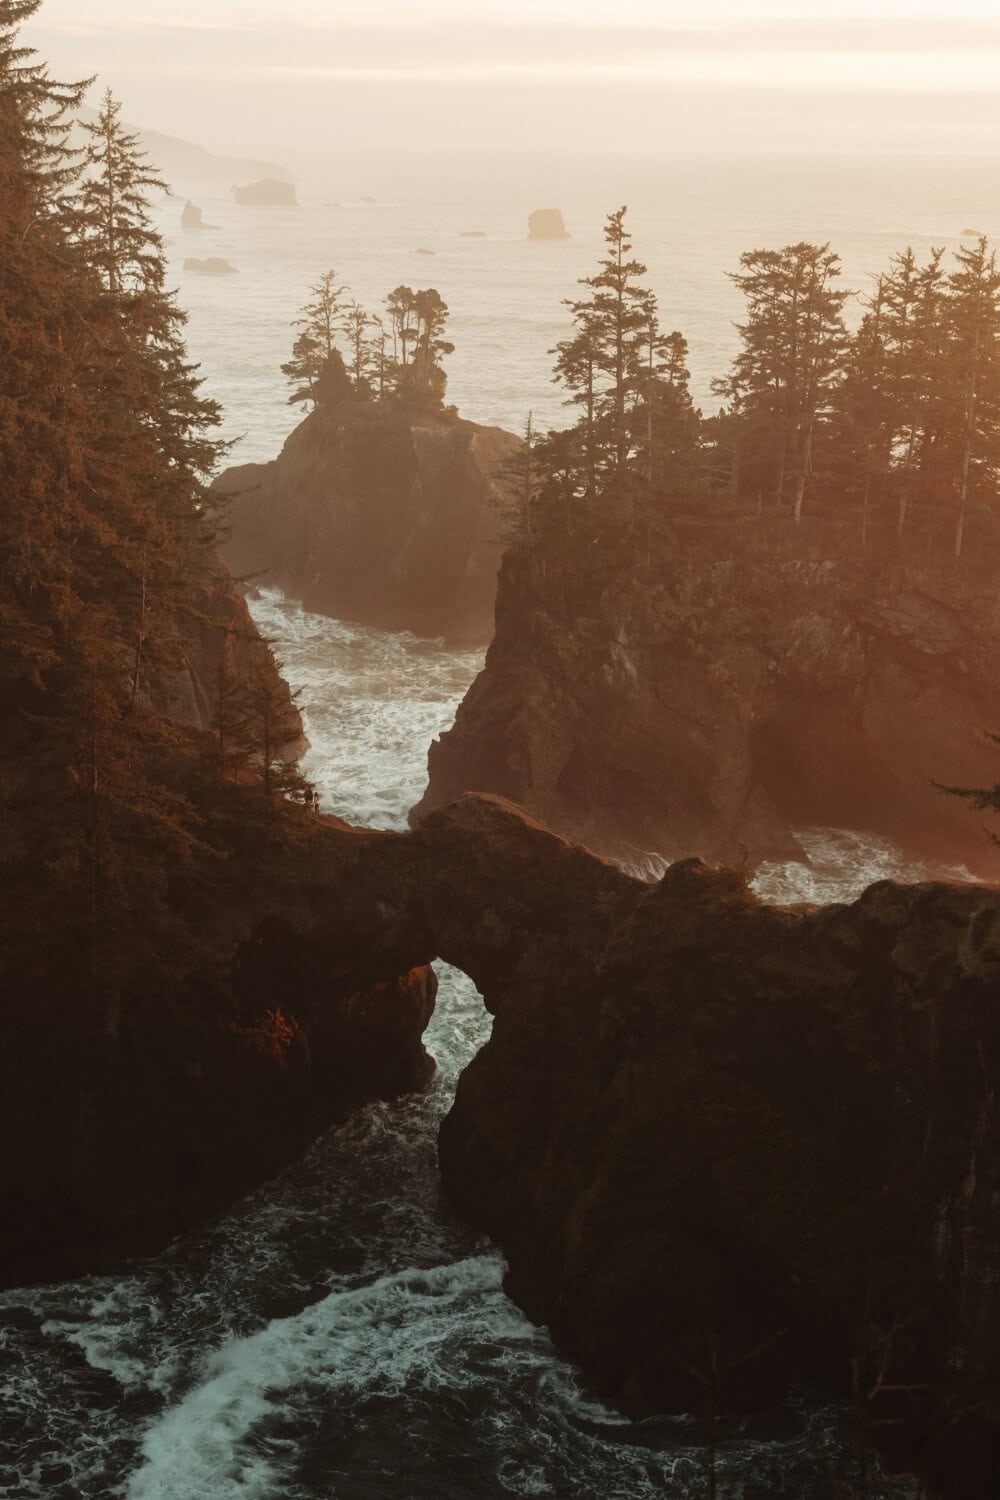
left=217, top=404, right=520, bottom=646
left=0, top=803, right=437, bottom=1291
left=410, top=795, right=1000, bottom=1498
left=413, top=507, right=1000, bottom=879
left=148, top=569, right=303, bottom=749
left=8, top=779, right=1000, bottom=1491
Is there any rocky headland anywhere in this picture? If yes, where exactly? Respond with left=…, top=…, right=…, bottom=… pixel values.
left=413, top=794, right=1000, bottom=1498
left=217, top=404, right=520, bottom=646
left=413, top=498, right=1000, bottom=880
left=233, top=176, right=297, bottom=207
left=6, top=771, right=1000, bottom=1492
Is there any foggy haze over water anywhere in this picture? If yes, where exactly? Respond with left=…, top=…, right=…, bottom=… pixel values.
left=154, top=151, right=1000, bottom=465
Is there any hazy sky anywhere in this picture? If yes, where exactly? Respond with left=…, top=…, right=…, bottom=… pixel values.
left=25, top=1, right=1000, bottom=168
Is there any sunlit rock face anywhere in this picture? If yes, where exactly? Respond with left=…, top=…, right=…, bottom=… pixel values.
left=413, top=503, right=1000, bottom=879
left=217, top=406, right=519, bottom=647
left=412, top=794, right=1000, bottom=1500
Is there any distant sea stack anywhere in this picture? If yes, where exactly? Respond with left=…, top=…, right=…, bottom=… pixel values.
left=413, top=501, right=1000, bottom=880
left=183, top=256, right=238, bottom=275
left=234, top=176, right=297, bottom=207
left=180, top=199, right=219, bottom=231
left=528, top=208, right=569, bottom=240
left=215, top=404, right=520, bottom=647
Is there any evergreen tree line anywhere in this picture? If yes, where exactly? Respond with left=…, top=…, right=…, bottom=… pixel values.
left=282, top=272, right=454, bottom=410
left=286, top=209, right=1000, bottom=560
left=1, top=2, right=306, bottom=1013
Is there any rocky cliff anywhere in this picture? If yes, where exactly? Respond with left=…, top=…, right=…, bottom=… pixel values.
left=413, top=501, right=1000, bottom=879
left=0, top=808, right=436, bottom=1288
left=216, top=404, right=519, bottom=646
left=412, top=795, right=1000, bottom=1498
left=7, top=778, right=1000, bottom=1491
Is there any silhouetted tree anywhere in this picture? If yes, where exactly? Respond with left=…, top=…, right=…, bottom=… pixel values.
left=943, top=236, right=1000, bottom=557
left=282, top=269, right=349, bottom=406
left=719, top=242, right=849, bottom=522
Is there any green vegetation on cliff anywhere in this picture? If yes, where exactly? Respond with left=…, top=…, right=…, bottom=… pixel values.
left=519, top=208, right=1000, bottom=560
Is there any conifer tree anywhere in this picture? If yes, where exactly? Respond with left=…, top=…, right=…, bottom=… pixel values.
left=553, top=207, right=655, bottom=486
left=878, top=247, right=946, bottom=535
left=282, top=269, right=348, bottom=406
left=77, top=89, right=166, bottom=294
left=343, top=300, right=374, bottom=393
left=827, top=279, right=894, bottom=544
left=721, top=243, right=849, bottom=522
left=545, top=207, right=700, bottom=518
left=943, top=236, right=1000, bottom=557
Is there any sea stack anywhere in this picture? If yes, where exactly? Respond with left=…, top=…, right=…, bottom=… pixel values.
left=183, top=257, right=238, bottom=275
left=181, top=199, right=204, bottom=229
left=215, top=405, right=519, bottom=648
left=234, top=176, right=297, bottom=207
left=528, top=208, right=569, bottom=240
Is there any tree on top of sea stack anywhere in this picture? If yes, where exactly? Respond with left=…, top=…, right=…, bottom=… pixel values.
left=281, top=269, right=351, bottom=408
left=535, top=205, right=700, bottom=524
left=715, top=242, right=849, bottom=524
left=944, top=235, right=1000, bottom=558
left=282, top=274, right=455, bottom=413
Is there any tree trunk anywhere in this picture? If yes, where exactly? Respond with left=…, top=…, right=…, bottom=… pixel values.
left=792, top=422, right=813, bottom=526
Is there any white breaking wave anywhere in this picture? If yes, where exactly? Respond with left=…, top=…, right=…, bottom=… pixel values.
left=248, top=589, right=484, bottom=833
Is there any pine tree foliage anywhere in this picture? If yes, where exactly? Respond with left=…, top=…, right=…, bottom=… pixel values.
left=1, top=6, right=312, bottom=1016
left=527, top=207, right=702, bottom=527
left=283, top=275, right=455, bottom=410
left=715, top=243, right=850, bottom=523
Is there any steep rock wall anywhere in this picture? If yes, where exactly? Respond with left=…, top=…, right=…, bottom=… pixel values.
left=414, top=508, right=1000, bottom=878
left=217, top=405, right=519, bottom=646
left=410, top=794, right=1000, bottom=1498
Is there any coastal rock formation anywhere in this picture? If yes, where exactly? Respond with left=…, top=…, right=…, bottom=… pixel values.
left=1, top=814, right=436, bottom=1289
left=180, top=200, right=219, bottom=231
left=217, top=406, right=520, bottom=646
left=183, top=256, right=237, bottom=274
left=6, top=773, right=1000, bottom=1492
left=72, top=111, right=291, bottom=189
left=413, top=503, right=1000, bottom=879
left=234, top=176, right=297, bottom=207
left=528, top=208, right=569, bottom=240
left=410, top=793, right=1000, bottom=1498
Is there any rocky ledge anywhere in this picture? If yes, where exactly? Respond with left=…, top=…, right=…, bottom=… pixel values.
left=216, top=404, right=519, bottom=646
left=413, top=502, right=1000, bottom=879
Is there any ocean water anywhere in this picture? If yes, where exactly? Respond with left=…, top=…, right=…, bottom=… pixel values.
left=157, top=151, right=1000, bottom=465
left=5, top=153, right=989, bottom=1498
